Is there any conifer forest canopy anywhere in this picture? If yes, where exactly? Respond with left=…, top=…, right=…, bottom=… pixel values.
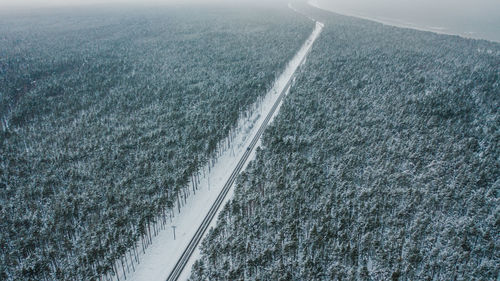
left=0, top=1, right=499, bottom=281
left=0, top=4, right=313, bottom=279
left=190, top=3, right=499, bottom=281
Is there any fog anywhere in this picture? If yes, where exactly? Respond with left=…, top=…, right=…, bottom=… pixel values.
left=1, top=0, right=498, bottom=42
left=0, top=0, right=267, bottom=7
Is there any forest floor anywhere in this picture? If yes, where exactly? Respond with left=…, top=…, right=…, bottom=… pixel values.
left=113, top=10, right=324, bottom=281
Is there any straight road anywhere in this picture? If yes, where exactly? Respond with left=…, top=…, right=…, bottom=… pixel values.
left=166, top=20, right=324, bottom=281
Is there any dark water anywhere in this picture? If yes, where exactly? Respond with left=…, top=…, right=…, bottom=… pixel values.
left=312, top=0, right=500, bottom=42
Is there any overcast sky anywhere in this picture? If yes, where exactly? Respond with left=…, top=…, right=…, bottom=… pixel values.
left=2, top=0, right=499, bottom=16
left=0, top=0, right=235, bottom=7
left=1, top=0, right=498, bottom=41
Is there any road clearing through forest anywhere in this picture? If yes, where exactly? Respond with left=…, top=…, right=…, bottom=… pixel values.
left=170, top=20, right=324, bottom=281
left=119, top=11, right=323, bottom=281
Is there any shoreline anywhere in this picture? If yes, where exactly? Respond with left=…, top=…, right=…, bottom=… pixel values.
left=307, top=0, right=500, bottom=43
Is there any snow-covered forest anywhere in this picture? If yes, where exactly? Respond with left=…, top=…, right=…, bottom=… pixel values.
left=0, top=4, right=314, bottom=280
left=1, top=0, right=498, bottom=280
left=189, top=3, right=499, bottom=281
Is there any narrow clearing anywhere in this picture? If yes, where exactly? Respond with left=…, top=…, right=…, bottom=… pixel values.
left=115, top=10, right=324, bottom=281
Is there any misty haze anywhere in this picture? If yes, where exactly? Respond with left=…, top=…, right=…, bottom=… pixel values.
left=311, top=0, right=500, bottom=42
left=1, top=0, right=498, bottom=281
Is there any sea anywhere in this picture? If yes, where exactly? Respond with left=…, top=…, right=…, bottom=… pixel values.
left=310, top=0, right=500, bottom=43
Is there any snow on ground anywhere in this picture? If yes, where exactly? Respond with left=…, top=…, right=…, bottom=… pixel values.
left=113, top=11, right=324, bottom=281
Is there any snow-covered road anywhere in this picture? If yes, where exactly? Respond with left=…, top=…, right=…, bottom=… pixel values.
left=113, top=9, right=323, bottom=281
